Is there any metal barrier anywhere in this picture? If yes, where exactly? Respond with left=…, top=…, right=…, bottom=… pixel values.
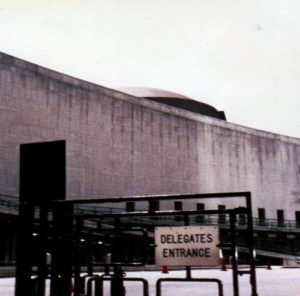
left=86, top=276, right=149, bottom=296
left=15, top=191, right=259, bottom=296
left=156, top=278, right=224, bottom=296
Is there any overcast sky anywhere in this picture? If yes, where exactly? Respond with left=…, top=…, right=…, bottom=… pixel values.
left=0, top=0, right=299, bottom=138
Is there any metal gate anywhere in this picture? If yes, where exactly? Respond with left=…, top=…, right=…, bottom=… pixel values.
left=15, top=191, right=258, bottom=296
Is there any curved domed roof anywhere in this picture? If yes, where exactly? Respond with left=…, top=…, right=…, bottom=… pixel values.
left=117, top=87, right=226, bottom=121
left=118, top=87, right=190, bottom=100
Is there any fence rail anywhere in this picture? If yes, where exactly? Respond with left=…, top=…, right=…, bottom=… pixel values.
left=1, top=194, right=300, bottom=231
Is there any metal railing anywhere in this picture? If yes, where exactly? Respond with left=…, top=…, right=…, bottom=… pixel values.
left=252, top=218, right=299, bottom=230
left=0, top=194, right=19, bottom=212
left=1, top=194, right=300, bottom=231
left=238, top=240, right=300, bottom=257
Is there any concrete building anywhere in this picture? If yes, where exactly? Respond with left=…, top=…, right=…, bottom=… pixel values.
left=0, top=51, right=300, bottom=265
left=1, top=51, right=299, bottom=217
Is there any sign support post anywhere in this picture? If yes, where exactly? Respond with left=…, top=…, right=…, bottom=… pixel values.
left=184, top=214, right=191, bottom=279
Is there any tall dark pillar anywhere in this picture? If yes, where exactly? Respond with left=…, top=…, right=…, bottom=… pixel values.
left=15, top=140, right=66, bottom=296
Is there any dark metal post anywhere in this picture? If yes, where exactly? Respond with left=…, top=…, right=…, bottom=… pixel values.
left=50, top=203, right=74, bottom=296
left=50, top=203, right=62, bottom=296
left=111, top=266, right=126, bottom=296
left=184, top=214, right=192, bottom=279
left=87, top=231, right=94, bottom=276
left=246, top=193, right=258, bottom=296
left=95, top=278, right=104, bottom=296
left=111, top=217, right=126, bottom=296
left=74, top=218, right=83, bottom=296
left=36, top=204, right=50, bottom=296
left=229, top=211, right=239, bottom=296
left=15, top=202, right=35, bottom=296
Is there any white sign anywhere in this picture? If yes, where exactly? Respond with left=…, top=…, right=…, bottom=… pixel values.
left=155, top=226, right=219, bottom=266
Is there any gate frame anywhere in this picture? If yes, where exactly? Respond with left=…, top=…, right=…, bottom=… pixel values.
left=53, top=191, right=258, bottom=296
left=16, top=191, right=258, bottom=296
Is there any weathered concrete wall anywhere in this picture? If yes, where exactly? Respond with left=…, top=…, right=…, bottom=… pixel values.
left=0, top=52, right=299, bottom=219
left=196, top=123, right=300, bottom=218
left=0, top=52, right=199, bottom=200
